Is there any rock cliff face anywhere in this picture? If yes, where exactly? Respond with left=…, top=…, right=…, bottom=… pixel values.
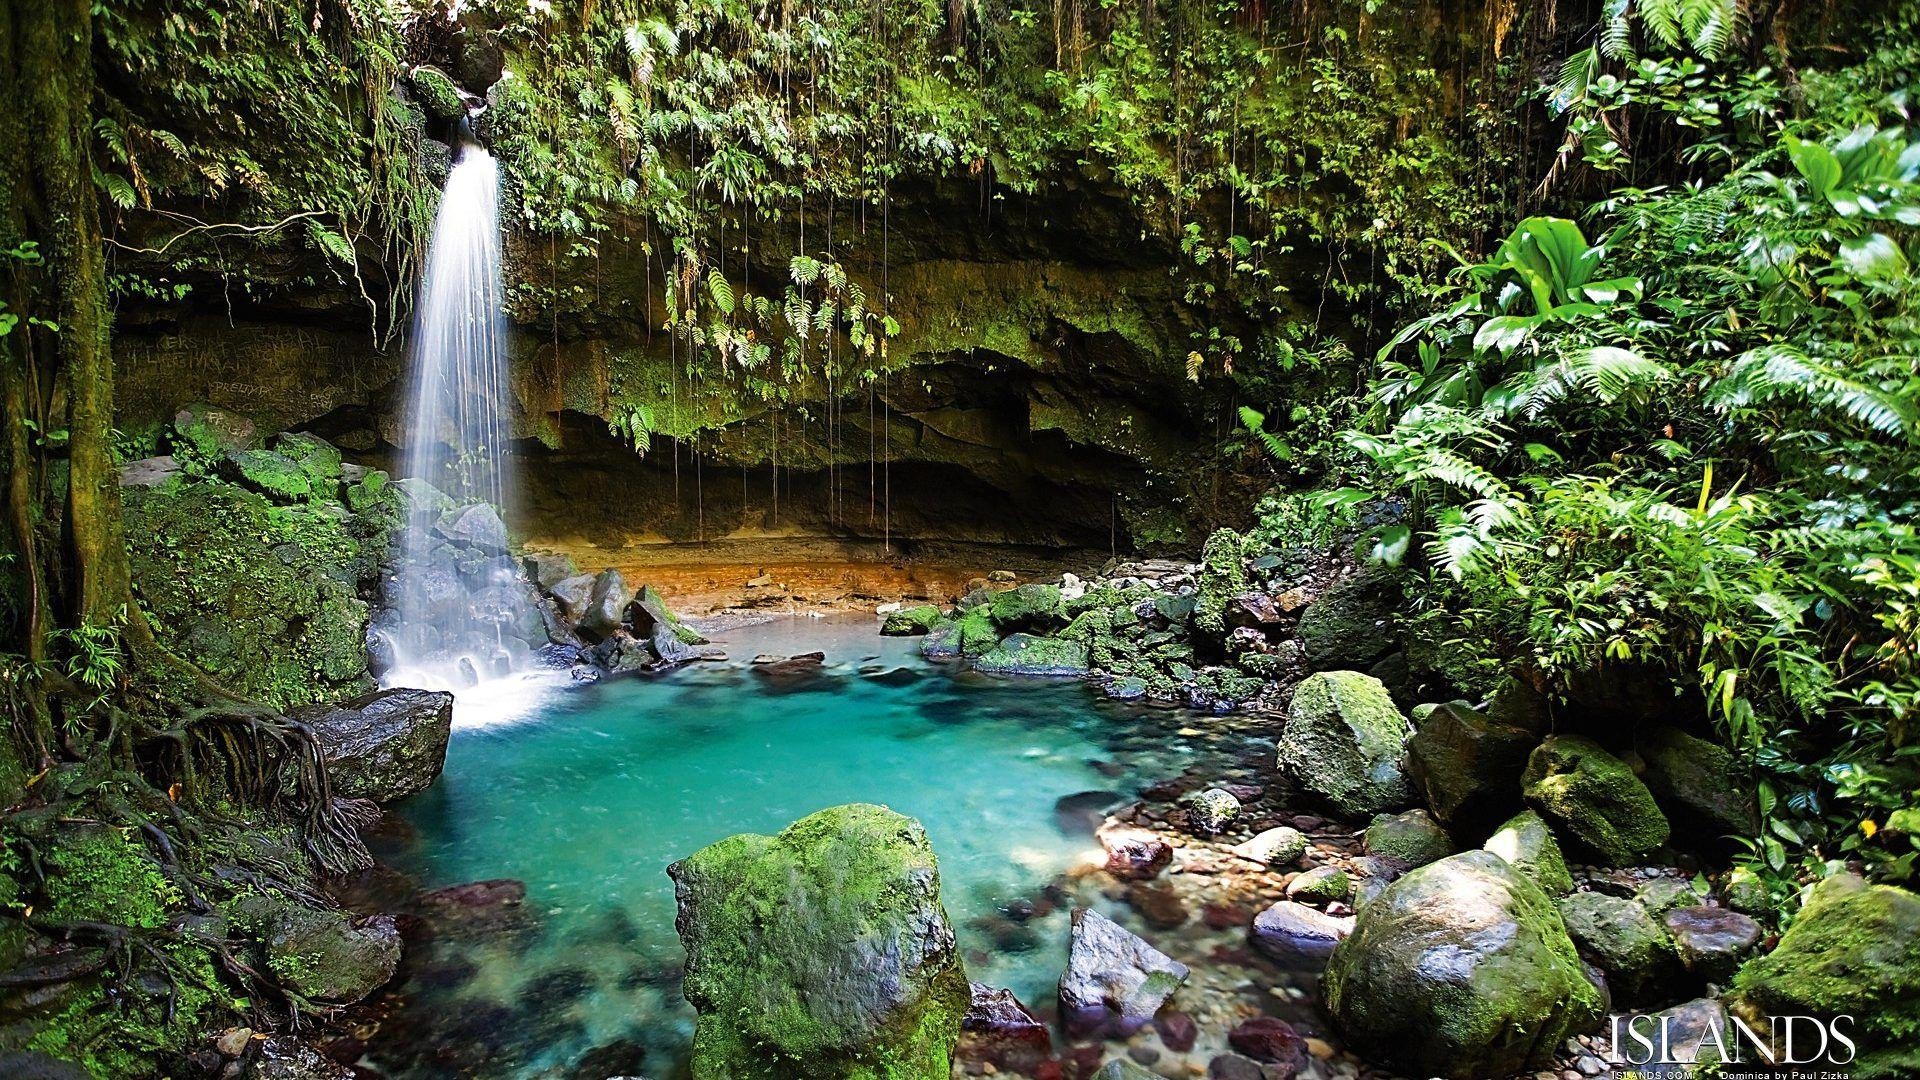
left=104, top=1, right=1542, bottom=558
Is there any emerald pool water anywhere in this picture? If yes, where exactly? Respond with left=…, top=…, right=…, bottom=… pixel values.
left=367, top=615, right=1199, bottom=1078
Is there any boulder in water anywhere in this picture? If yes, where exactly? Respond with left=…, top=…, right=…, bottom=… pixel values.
left=669, top=804, right=970, bottom=1078
left=293, top=687, right=453, bottom=802
left=1231, top=826, right=1309, bottom=867
left=577, top=568, right=629, bottom=642
left=230, top=897, right=400, bottom=1006
left=1057, top=908, right=1190, bottom=1038
left=972, top=633, right=1088, bottom=677
left=1323, top=850, right=1604, bottom=1078
left=957, top=984, right=1051, bottom=1072
left=882, top=604, right=944, bottom=636
left=434, top=502, right=509, bottom=553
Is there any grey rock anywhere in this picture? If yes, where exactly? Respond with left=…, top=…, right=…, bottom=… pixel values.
left=1249, top=901, right=1353, bottom=968
left=434, top=502, right=509, bottom=552
left=1058, top=908, right=1190, bottom=1038
left=1663, top=905, right=1761, bottom=982
left=1231, top=826, right=1309, bottom=867
left=578, top=568, right=630, bottom=642
left=1183, top=788, right=1241, bottom=837
left=294, top=687, right=453, bottom=802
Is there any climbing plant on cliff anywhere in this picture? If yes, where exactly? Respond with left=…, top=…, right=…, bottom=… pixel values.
left=1349, top=0, right=1920, bottom=897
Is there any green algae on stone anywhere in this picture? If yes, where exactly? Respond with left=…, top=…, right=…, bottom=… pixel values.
left=1324, top=850, right=1604, bottom=1079
left=1555, top=891, right=1680, bottom=1003
left=669, top=804, right=971, bottom=1080
left=1192, top=528, right=1247, bottom=640
left=1482, top=810, right=1574, bottom=897
left=1522, top=735, right=1669, bottom=865
left=1296, top=568, right=1401, bottom=671
left=1734, top=873, right=1920, bottom=1079
left=986, top=584, right=1064, bottom=633
left=406, top=64, right=466, bottom=123
left=882, top=605, right=944, bottom=636
left=1363, top=809, right=1453, bottom=869
left=973, top=632, right=1089, bottom=677
left=1279, top=670, right=1412, bottom=817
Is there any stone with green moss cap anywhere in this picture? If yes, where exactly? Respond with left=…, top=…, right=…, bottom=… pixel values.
left=1278, top=670, right=1412, bottom=817
left=1522, top=735, right=1669, bottom=865
left=1482, top=810, right=1574, bottom=897
left=882, top=605, right=944, bottom=636
left=1364, top=809, right=1452, bottom=869
left=973, top=633, right=1089, bottom=677
left=1323, top=850, right=1604, bottom=1079
left=986, top=584, right=1064, bottom=633
left=1734, top=873, right=1920, bottom=1079
left=669, top=803, right=971, bottom=1079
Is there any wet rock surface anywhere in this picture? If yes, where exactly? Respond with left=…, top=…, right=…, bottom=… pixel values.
left=295, top=687, right=454, bottom=803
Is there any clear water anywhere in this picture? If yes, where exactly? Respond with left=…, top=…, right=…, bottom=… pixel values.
left=372, top=616, right=1195, bottom=1077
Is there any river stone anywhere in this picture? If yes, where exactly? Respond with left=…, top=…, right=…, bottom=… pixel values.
left=1232, top=826, right=1309, bottom=867
left=987, top=583, right=1064, bottom=632
left=1092, top=1062, right=1161, bottom=1080
left=881, top=604, right=943, bottom=636
left=232, top=897, right=400, bottom=1006
left=577, top=569, right=630, bottom=642
left=549, top=573, right=596, bottom=622
left=522, top=551, right=577, bottom=590
left=1278, top=670, right=1412, bottom=818
left=1406, top=700, right=1537, bottom=830
left=973, top=633, right=1088, bottom=677
left=1295, top=569, right=1399, bottom=670
left=1734, top=873, right=1920, bottom=1077
left=668, top=803, right=970, bottom=1078
left=1364, top=809, right=1452, bottom=869
left=1635, top=724, right=1757, bottom=845
left=1323, top=851, right=1604, bottom=1079
left=1482, top=810, right=1574, bottom=897
left=1101, top=831, right=1173, bottom=881
left=1058, top=908, right=1190, bottom=1038
left=1634, top=877, right=1708, bottom=918
left=241, top=1038, right=355, bottom=1080
left=1249, top=901, right=1352, bottom=968
left=957, top=983, right=1050, bottom=1071
left=1663, top=905, right=1761, bottom=982
left=1286, top=866, right=1351, bottom=905
left=1522, top=735, right=1670, bottom=865
left=1555, top=891, right=1680, bottom=1003
left=294, top=687, right=453, bottom=802
left=1227, top=1016, right=1307, bottom=1070
left=1183, top=788, right=1241, bottom=836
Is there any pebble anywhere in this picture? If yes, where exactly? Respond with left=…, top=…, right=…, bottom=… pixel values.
left=213, top=1028, right=252, bottom=1057
left=1575, top=1054, right=1606, bottom=1075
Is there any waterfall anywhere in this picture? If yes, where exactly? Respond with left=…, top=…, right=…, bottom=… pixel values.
left=378, top=136, right=540, bottom=701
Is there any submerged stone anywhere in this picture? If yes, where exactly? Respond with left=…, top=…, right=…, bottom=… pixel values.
left=669, top=804, right=970, bottom=1079
left=1058, top=908, right=1190, bottom=1038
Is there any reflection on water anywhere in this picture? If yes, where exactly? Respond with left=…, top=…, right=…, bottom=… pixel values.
left=369, top=615, right=1199, bottom=1077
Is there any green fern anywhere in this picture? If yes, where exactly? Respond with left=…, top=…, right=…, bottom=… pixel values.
left=1237, top=406, right=1292, bottom=462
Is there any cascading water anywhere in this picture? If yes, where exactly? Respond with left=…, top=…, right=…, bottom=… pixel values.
left=377, top=133, right=548, bottom=709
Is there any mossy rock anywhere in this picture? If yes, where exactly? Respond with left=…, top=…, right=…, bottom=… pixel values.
left=228, top=896, right=400, bottom=1006
left=1734, top=874, right=1920, bottom=1078
left=169, top=402, right=257, bottom=465
left=23, top=940, right=219, bottom=1078
left=39, top=825, right=175, bottom=930
left=1634, top=724, right=1757, bottom=847
left=669, top=804, right=970, bottom=1079
left=1406, top=700, right=1537, bottom=831
left=1278, top=670, right=1412, bottom=818
left=1297, top=568, right=1401, bottom=671
left=1522, top=735, right=1669, bottom=865
left=406, top=64, right=466, bottom=123
left=1324, top=850, right=1603, bottom=1079
left=1482, top=810, right=1574, bottom=897
left=1364, top=809, right=1453, bottom=869
left=274, top=431, right=343, bottom=487
left=952, top=607, right=1002, bottom=659
left=1555, top=891, right=1680, bottom=1004
left=224, top=448, right=314, bottom=502
left=1192, top=528, right=1247, bottom=640
left=881, top=605, right=943, bottom=636
left=973, top=633, right=1089, bottom=677
left=986, top=584, right=1064, bottom=633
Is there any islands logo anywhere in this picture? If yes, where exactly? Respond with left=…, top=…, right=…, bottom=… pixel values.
left=1611, top=1011, right=1859, bottom=1078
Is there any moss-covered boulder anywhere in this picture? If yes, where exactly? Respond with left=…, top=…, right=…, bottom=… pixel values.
left=1734, top=873, right=1920, bottom=1078
left=1482, top=810, right=1574, bottom=897
left=1192, top=528, right=1247, bottom=640
left=122, top=468, right=395, bottom=709
left=1278, top=671, right=1412, bottom=818
left=1522, top=735, right=1669, bottom=865
left=1634, top=724, right=1757, bottom=847
left=986, top=584, right=1064, bottom=633
left=1364, top=809, right=1453, bottom=869
left=881, top=605, right=943, bottom=636
left=1555, top=891, right=1680, bottom=1003
left=228, top=896, right=401, bottom=1007
left=1296, top=568, right=1400, bottom=671
left=1406, top=700, right=1538, bottom=831
left=1287, top=866, right=1352, bottom=905
left=669, top=804, right=971, bottom=1079
left=406, top=64, right=467, bottom=123
left=972, top=633, right=1089, bottom=677
left=1323, top=851, right=1604, bottom=1079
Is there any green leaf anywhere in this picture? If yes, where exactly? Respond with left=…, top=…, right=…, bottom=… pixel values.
left=1837, top=233, right=1909, bottom=282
